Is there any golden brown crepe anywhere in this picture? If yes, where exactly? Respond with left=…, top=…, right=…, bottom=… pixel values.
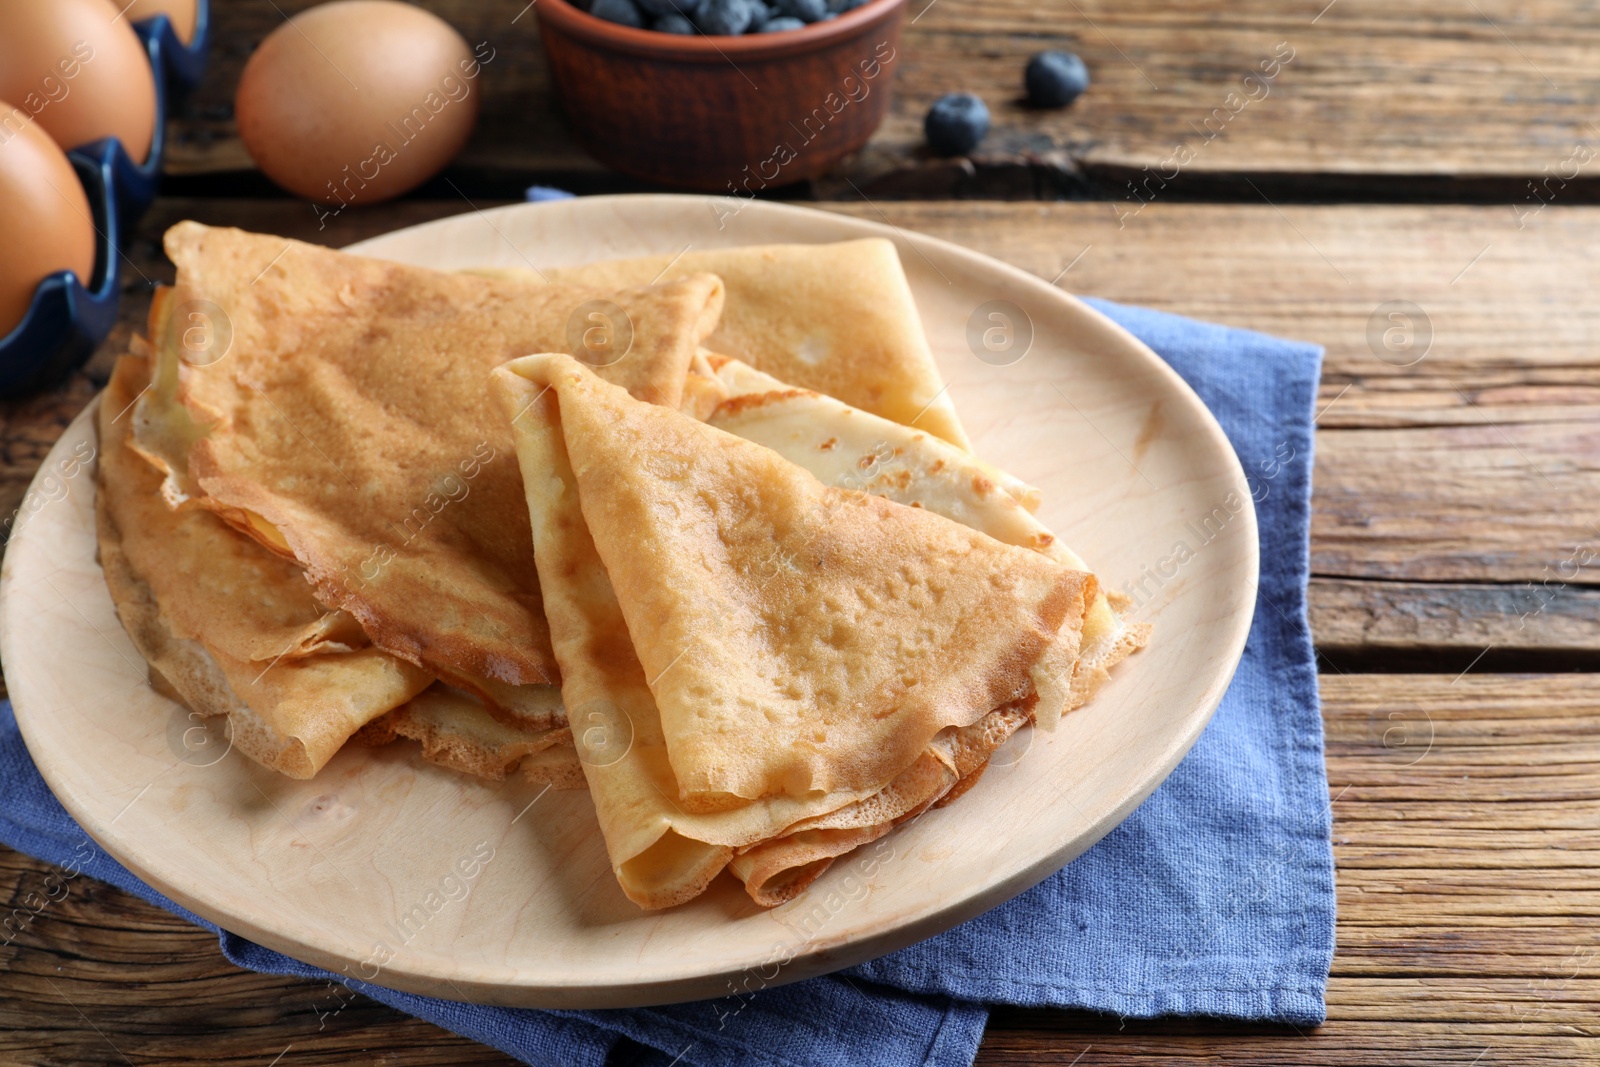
left=480, top=239, right=970, bottom=450
left=492, top=352, right=1094, bottom=909
left=728, top=699, right=1032, bottom=905
left=677, top=357, right=1147, bottom=902
left=97, top=353, right=435, bottom=778
left=361, top=684, right=583, bottom=790
left=700, top=357, right=1149, bottom=715
left=98, top=221, right=1141, bottom=906
left=103, top=347, right=582, bottom=787
left=145, top=222, right=725, bottom=697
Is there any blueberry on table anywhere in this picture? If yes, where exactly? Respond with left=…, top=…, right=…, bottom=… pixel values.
left=591, top=0, right=646, bottom=25
left=776, top=0, right=827, bottom=20
left=758, top=14, right=806, bottom=29
left=924, top=92, right=990, bottom=157
left=697, top=0, right=754, bottom=33
left=1025, top=50, right=1090, bottom=108
left=654, top=12, right=697, bottom=31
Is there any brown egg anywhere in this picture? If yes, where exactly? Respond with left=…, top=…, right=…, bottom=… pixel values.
left=0, top=105, right=98, bottom=338
left=0, top=0, right=159, bottom=164
left=121, top=0, right=199, bottom=44
left=236, top=1, right=484, bottom=207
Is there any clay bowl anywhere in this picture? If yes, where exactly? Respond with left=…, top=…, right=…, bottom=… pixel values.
left=535, top=0, right=906, bottom=191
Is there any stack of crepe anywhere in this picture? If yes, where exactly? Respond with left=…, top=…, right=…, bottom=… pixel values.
left=95, top=223, right=1146, bottom=910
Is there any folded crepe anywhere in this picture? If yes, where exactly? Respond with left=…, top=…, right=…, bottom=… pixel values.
left=479, top=239, right=970, bottom=450
left=97, top=351, right=434, bottom=778
left=360, top=683, right=582, bottom=790
left=699, top=357, right=1149, bottom=712
left=101, top=314, right=590, bottom=788
left=136, top=223, right=725, bottom=716
left=492, top=353, right=1096, bottom=909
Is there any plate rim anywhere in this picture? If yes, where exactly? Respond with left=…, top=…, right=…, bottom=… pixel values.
left=1, top=194, right=1259, bottom=1007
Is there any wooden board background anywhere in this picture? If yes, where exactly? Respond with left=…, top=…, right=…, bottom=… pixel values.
left=161, top=0, right=1600, bottom=199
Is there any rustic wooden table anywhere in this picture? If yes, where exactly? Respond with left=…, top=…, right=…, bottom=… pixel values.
left=4, top=1, right=1599, bottom=1064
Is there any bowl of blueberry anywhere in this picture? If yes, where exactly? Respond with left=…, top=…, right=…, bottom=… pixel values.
left=536, top=0, right=906, bottom=190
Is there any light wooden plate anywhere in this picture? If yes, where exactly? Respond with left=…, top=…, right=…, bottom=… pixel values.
left=0, top=196, right=1257, bottom=1008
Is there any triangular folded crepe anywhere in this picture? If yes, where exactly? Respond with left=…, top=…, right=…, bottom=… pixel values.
left=687, top=358, right=1147, bottom=902
left=481, top=239, right=970, bottom=450
left=700, top=357, right=1149, bottom=712
left=143, top=223, right=725, bottom=701
left=97, top=353, right=434, bottom=778
left=102, top=343, right=580, bottom=787
left=492, top=353, right=1094, bottom=908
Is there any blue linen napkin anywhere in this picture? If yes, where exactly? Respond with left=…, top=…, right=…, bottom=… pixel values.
left=0, top=299, right=1331, bottom=1066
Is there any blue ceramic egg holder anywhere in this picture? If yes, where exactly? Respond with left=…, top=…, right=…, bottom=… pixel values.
left=0, top=1, right=211, bottom=398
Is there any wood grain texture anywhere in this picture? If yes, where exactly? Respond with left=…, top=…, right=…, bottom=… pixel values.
left=4, top=674, right=1596, bottom=1064
left=814, top=202, right=1600, bottom=659
left=167, top=0, right=1600, bottom=194
left=1309, top=580, right=1600, bottom=659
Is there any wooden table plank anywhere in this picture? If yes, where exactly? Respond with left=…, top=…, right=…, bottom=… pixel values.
left=8, top=200, right=1593, bottom=668
left=817, top=202, right=1600, bottom=665
left=168, top=0, right=1600, bottom=197
left=3, top=674, right=1594, bottom=1064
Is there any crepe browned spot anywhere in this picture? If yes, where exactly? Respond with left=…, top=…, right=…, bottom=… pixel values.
left=481, top=239, right=970, bottom=450
left=96, top=353, right=435, bottom=779
left=492, top=353, right=1093, bottom=909
left=147, top=223, right=724, bottom=693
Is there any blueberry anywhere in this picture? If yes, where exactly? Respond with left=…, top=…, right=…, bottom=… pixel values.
left=747, top=0, right=776, bottom=21
left=590, top=0, right=645, bottom=26
left=637, top=0, right=702, bottom=15
left=924, top=92, right=989, bottom=157
left=757, top=14, right=805, bottom=29
left=697, top=0, right=753, bottom=34
left=1025, top=51, right=1090, bottom=108
left=654, top=11, right=697, bottom=31
left=775, top=0, right=826, bottom=20
left=826, top=0, right=868, bottom=11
